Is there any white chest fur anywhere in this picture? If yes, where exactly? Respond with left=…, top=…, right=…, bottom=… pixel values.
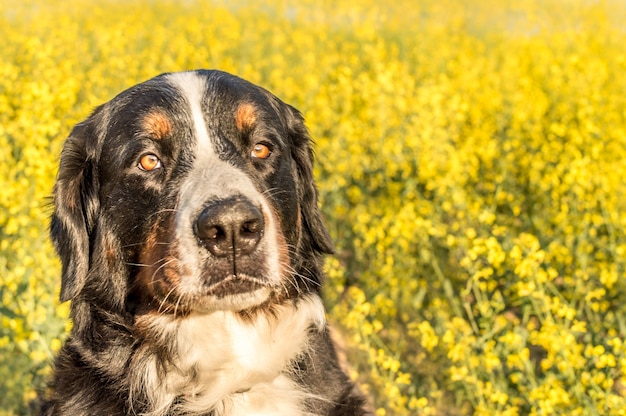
left=136, top=295, right=326, bottom=416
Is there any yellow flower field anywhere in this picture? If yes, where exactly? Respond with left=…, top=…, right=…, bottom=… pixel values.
left=2, top=0, right=626, bottom=414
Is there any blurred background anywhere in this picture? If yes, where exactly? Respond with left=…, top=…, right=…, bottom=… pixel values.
left=2, top=0, right=626, bottom=414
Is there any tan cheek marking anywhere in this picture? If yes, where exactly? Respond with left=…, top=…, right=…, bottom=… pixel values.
left=236, top=103, right=257, bottom=132
left=269, top=209, right=291, bottom=281
left=135, top=214, right=183, bottom=310
left=142, top=111, right=173, bottom=139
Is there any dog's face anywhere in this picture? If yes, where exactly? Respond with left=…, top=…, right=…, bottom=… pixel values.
left=51, top=70, right=333, bottom=315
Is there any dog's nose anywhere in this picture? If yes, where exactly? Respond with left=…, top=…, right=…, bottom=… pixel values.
left=194, top=198, right=264, bottom=257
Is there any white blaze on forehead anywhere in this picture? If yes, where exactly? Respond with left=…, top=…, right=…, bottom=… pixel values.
left=166, top=71, right=214, bottom=156
left=163, top=71, right=285, bottom=299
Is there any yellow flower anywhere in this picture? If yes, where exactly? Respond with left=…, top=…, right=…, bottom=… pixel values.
left=5, top=0, right=626, bottom=414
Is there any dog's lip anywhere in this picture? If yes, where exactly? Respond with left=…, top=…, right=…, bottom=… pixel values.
left=204, top=275, right=271, bottom=298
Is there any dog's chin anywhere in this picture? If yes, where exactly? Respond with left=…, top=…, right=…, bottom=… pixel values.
left=190, top=286, right=273, bottom=314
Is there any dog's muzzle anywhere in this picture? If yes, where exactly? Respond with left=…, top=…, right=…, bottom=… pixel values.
left=191, top=196, right=271, bottom=298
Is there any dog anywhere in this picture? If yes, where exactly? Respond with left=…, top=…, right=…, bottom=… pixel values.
left=41, top=70, right=370, bottom=415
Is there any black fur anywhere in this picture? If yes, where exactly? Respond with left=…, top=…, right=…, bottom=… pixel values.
left=41, top=70, right=370, bottom=415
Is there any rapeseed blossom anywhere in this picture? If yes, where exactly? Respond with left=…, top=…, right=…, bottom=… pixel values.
left=3, top=0, right=626, bottom=414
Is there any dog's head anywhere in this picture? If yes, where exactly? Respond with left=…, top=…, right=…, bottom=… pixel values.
left=51, top=70, right=333, bottom=315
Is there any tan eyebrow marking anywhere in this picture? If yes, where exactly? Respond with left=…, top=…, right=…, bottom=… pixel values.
left=142, top=110, right=173, bottom=139
left=235, top=103, right=257, bottom=132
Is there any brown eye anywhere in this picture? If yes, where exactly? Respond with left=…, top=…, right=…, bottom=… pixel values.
left=251, top=143, right=271, bottom=159
left=138, top=154, right=162, bottom=171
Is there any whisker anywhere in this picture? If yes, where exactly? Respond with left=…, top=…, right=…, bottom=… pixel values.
left=126, top=255, right=173, bottom=269
left=126, top=262, right=150, bottom=267
left=157, top=285, right=179, bottom=314
left=148, top=258, right=177, bottom=287
left=173, top=292, right=185, bottom=317
left=292, top=270, right=322, bottom=288
left=262, top=187, right=290, bottom=198
left=122, top=241, right=172, bottom=249
left=281, top=249, right=323, bottom=285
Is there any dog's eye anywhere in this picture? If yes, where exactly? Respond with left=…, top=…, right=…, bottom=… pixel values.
left=251, top=143, right=271, bottom=159
left=138, top=154, right=162, bottom=171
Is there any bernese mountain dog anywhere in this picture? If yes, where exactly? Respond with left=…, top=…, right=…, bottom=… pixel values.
left=42, top=70, right=370, bottom=416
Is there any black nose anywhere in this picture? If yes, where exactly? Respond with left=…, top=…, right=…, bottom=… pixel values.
left=194, top=198, right=264, bottom=257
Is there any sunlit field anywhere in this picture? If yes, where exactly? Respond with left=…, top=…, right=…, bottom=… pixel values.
left=3, top=0, right=626, bottom=414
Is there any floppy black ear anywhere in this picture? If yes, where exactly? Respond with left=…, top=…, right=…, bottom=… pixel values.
left=50, top=108, right=104, bottom=302
left=286, top=106, right=335, bottom=255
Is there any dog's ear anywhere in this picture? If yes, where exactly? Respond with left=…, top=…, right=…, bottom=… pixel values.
left=50, top=107, right=105, bottom=302
left=285, top=106, right=335, bottom=255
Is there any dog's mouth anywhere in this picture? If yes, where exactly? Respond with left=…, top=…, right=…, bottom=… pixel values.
left=164, top=271, right=277, bottom=314
left=204, top=274, right=272, bottom=299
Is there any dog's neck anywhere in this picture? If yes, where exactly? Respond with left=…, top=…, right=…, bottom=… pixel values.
left=130, top=295, right=326, bottom=416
